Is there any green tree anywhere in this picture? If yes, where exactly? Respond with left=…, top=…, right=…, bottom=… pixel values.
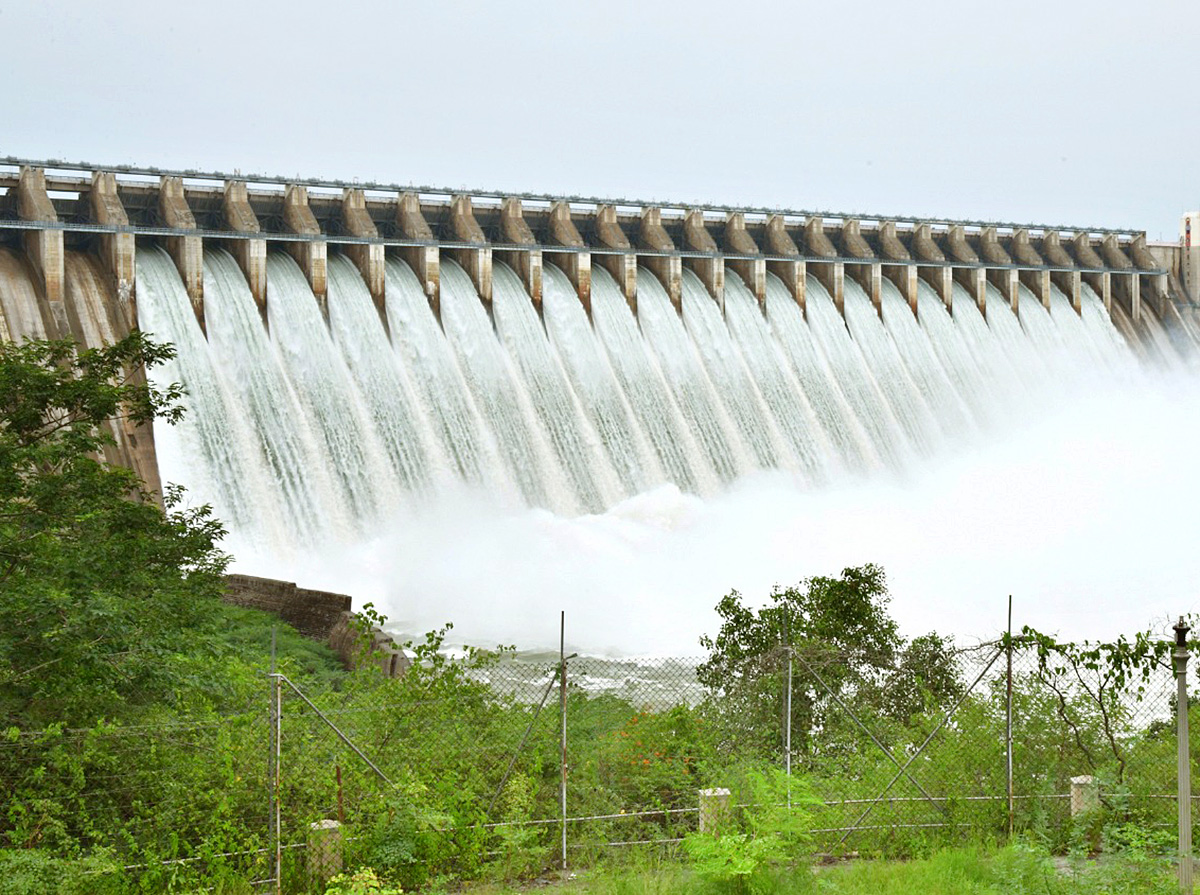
left=0, top=333, right=230, bottom=726
left=697, top=565, right=960, bottom=757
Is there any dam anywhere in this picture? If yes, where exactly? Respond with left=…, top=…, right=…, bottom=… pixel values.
left=2, top=159, right=1198, bottom=650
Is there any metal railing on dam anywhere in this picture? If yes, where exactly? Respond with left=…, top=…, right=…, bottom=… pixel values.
left=0, top=159, right=1177, bottom=340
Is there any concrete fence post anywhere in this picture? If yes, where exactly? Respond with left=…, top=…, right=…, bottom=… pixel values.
left=699, top=788, right=732, bottom=834
left=1069, top=775, right=1099, bottom=817
left=1174, top=617, right=1192, bottom=893
left=307, top=819, right=343, bottom=884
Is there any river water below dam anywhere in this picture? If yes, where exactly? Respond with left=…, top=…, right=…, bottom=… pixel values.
left=125, top=245, right=1200, bottom=655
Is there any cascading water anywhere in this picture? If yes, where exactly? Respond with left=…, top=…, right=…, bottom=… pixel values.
left=112, top=241, right=1200, bottom=653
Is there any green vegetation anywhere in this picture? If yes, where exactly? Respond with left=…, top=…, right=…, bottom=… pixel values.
left=0, top=334, right=1194, bottom=893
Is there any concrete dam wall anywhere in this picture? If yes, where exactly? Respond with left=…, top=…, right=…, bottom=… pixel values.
left=0, top=159, right=1194, bottom=552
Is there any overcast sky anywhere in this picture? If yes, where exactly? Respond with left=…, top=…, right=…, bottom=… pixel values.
left=2, top=0, right=1196, bottom=239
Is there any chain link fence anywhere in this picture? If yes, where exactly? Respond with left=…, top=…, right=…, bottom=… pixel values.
left=1, top=625, right=1194, bottom=890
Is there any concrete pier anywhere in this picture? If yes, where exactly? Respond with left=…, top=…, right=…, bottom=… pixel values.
left=1012, top=230, right=1051, bottom=310
left=1073, top=233, right=1112, bottom=314
left=594, top=205, right=637, bottom=316
left=158, top=176, right=205, bottom=332
left=947, top=225, right=986, bottom=315
left=395, top=192, right=440, bottom=319
left=980, top=227, right=1019, bottom=315
left=682, top=210, right=724, bottom=310
left=342, top=189, right=387, bottom=333
left=1130, top=235, right=1168, bottom=317
left=639, top=207, right=682, bottom=312
left=840, top=219, right=879, bottom=314
left=879, top=221, right=918, bottom=316
left=913, top=223, right=952, bottom=311
left=725, top=212, right=766, bottom=308
left=1102, top=234, right=1139, bottom=321
left=497, top=198, right=543, bottom=312
left=223, top=181, right=267, bottom=327
left=283, top=185, right=327, bottom=320
left=763, top=214, right=804, bottom=314
left=804, top=217, right=843, bottom=314
left=446, top=195, right=492, bottom=305
left=16, top=168, right=67, bottom=337
left=1041, top=231, right=1082, bottom=312
left=89, top=172, right=136, bottom=331
left=548, top=202, right=591, bottom=316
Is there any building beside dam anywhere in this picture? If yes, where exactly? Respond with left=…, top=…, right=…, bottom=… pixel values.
left=0, top=158, right=1196, bottom=541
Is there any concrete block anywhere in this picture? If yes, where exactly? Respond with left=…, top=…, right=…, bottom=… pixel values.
left=89, top=172, right=136, bottom=331
left=724, top=212, right=765, bottom=308
left=446, top=195, right=492, bottom=305
left=396, top=192, right=440, bottom=320
left=283, top=185, right=327, bottom=319
left=802, top=216, right=838, bottom=258
left=548, top=202, right=591, bottom=317
left=158, top=176, right=205, bottom=332
left=682, top=209, right=723, bottom=311
left=223, top=181, right=268, bottom=327
left=498, top=197, right=543, bottom=312
left=307, top=820, right=343, bottom=884
left=698, top=788, right=732, bottom=834
left=594, top=205, right=638, bottom=315
left=342, top=189, right=387, bottom=334
left=638, top=207, right=682, bottom=313
left=1069, top=775, right=1099, bottom=816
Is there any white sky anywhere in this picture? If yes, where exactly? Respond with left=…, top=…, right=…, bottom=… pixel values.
left=2, top=0, right=1197, bottom=238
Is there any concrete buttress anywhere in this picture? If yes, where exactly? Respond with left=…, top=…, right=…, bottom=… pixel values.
left=912, top=223, right=952, bottom=311
left=1011, top=229, right=1051, bottom=310
left=15, top=167, right=67, bottom=338
left=804, top=217, right=842, bottom=315
left=947, top=225, right=986, bottom=315
left=548, top=202, right=591, bottom=317
left=342, top=189, right=387, bottom=334
left=839, top=220, right=879, bottom=315
left=594, top=205, right=637, bottom=316
left=158, top=176, right=205, bottom=332
left=638, top=207, right=682, bottom=313
left=89, top=172, right=137, bottom=331
left=1041, top=231, right=1082, bottom=313
left=763, top=215, right=804, bottom=314
left=724, top=212, right=766, bottom=309
left=395, top=192, right=440, bottom=320
left=223, top=181, right=268, bottom=327
left=1072, top=233, right=1112, bottom=314
left=283, top=185, right=327, bottom=320
left=682, top=209, right=724, bottom=311
left=879, top=221, right=917, bottom=316
left=979, top=227, right=1018, bottom=315
left=498, top=198, right=543, bottom=312
left=1102, top=235, right=1139, bottom=321
left=446, top=195, right=492, bottom=306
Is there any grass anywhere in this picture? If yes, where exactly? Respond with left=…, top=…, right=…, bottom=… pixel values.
left=447, top=842, right=1186, bottom=895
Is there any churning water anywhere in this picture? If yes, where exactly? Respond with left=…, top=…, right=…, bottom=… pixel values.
left=131, top=247, right=1200, bottom=655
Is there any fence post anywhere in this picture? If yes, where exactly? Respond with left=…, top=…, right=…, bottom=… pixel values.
left=783, top=614, right=792, bottom=797
left=1006, top=595, right=1014, bottom=839
left=268, top=628, right=282, bottom=895
left=1174, top=617, right=1192, bottom=893
left=560, top=611, right=568, bottom=876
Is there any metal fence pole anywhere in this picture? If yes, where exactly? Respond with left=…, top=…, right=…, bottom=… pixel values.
left=783, top=614, right=792, bottom=795
left=1006, top=596, right=1014, bottom=839
left=1174, top=617, right=1192, bottom=894
left=560, top=611, right=568, bottom=876
left=270, top=671, right=282, bottom=895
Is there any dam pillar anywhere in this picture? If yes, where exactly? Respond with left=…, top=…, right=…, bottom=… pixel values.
left=980, top=227, right=1018, bottom=315
left=1012, top=230, right=1051, bottom=310
left=89, top=172, right=137, bottom=332
left=446, top=195, right=492, bottom=306
left=725, top=212, right=765, bottom=308
left=879, top=222, right=917, bottom=316
left=396, top=192, right=440, bottom=320
left=912, top=223, right=952, bottom=312
left=15, top=167, right=67, bottom=338
left=1101, top=234, right=1139, bottom=322
left=1073, top=232, right=1111, bottom=316
left=594, top=205, right=637, bottom=316
left=868, top=262, right=883, bottom=315
left=763, top=214, right=803, bottom=314
left=158, top=176, right=205, bottom=332
left=498, top=198, right=543, bottom=313
left=804, top=217, right=842, bottom=314
left=839, top=219, right=878, bottom=314
left=342, top=189, right=387, bottom=335
left=283, top=185, right=328, bottom=320
left=1130, top=235, right=1168, bottom=317
left=639, top=207, right=682, bottom=313
left=548, top=202, right=591, bottom=316
left=223, top=181, right=268, bottom=327
left=946, top=225, right=985, bottom=315
left=682, top=209, right=724, bottom=311
left=1041, top=231, right=1082, bottom=314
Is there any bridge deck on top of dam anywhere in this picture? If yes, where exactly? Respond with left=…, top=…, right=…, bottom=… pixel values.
left=0, top=158, right=1183, bottom=342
